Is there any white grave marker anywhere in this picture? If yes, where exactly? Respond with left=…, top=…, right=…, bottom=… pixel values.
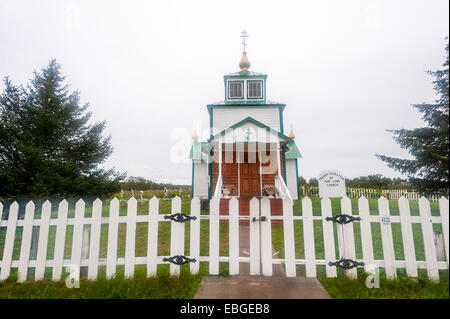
left=318, top=170, right=346, bottom=198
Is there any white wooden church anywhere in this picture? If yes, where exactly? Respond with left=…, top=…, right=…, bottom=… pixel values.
left=189, top=32, right=301, bottom=215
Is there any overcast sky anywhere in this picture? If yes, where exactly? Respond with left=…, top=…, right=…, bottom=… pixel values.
left=0, top=0, right=449, bottom=184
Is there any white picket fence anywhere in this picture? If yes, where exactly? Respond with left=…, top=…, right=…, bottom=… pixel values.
left=300, top=186, right=443, bottom=202
left=0, top=195, right=448, bottom=282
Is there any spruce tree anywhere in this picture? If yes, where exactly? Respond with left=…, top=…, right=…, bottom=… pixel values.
left=0, top=59, right=124, bottom=197
left=376, top=40, right=449, bottom=195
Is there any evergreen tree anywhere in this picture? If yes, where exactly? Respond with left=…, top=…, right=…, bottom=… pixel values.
left=376, top=40, right=449, bottom=195
left=0, top=59, right=124, bottom=197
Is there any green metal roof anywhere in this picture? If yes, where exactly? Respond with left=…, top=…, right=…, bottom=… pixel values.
left=284, top=141, right=302, bottom=159
left=224, top=70, right=267, bottom=78
left=188, top=141, right=208, bottom=160
left=207, top=100, right=286, bottom=109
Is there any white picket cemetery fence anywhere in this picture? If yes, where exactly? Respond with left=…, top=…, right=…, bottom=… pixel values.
left=0, top=195, right=448, bottom=283
left=301, top=186, right=443, bottom=202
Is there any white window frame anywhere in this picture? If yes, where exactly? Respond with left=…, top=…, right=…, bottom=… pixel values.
left=228, top=81, right=244, bottom=99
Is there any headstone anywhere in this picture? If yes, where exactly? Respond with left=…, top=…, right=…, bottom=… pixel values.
left=318, top=169, right=346, bottom=198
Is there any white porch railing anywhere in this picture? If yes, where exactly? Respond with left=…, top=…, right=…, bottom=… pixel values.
left=275, top=175, right=292, bottom=201
left=214, top=175, right=223, bottom=199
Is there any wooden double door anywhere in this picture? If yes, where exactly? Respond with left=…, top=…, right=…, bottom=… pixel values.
left=240, top=153, right=260, bottom=197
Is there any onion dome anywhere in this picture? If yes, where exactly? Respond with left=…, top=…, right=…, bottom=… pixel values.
left=288, top=127, right=295, bottom=139
left=192, top=130, right=199, bottom=140
left=239, top=52, right=251, bottom=71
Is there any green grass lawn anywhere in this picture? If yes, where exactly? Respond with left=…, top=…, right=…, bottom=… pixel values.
left=319, top=273, right=449, bottom=299
left=0, top=271, right=202, bottom=299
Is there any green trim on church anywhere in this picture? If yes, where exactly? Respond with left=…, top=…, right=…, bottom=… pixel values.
left=207, top=116, right=295, bottom=143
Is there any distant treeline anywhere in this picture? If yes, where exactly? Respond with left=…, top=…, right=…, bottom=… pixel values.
left=298, top=174, right=411, bottom=190
left=120, top=176, right=191, bottom=191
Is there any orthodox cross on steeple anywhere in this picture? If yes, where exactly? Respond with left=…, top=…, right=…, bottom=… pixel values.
left=240, top=30, right=248, bottom=52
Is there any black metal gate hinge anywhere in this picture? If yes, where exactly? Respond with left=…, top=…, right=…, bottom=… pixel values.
left=325, top=214, right=361, bottom=224
left=163, top=255, right=197, bottom=265
left=328, top=258, right=364, bottom=269
left=164, top=213, right=197, bottom=223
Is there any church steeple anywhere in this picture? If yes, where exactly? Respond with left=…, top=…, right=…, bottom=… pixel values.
left=238, top=30, right=251, bottom=71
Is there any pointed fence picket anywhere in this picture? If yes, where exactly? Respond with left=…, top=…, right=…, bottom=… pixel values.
left=71, top=200, right=85, bottom=273
left=419, top=197, right=439, bottom=281
left=87, top=199, right=102, bottom=280
left=124, top=197, right=137, bottom=278
left=302, top=197, right=316, bottom=277
left=282, top=197, right=296, bottom=277
left=260, top=197, right=273, bottom=276
left=147, top=197, right=159, bottom=277
left=169, top=197, right=183, bottom=276
left=17, top=202, right=35, bottom=282
left=106, top=198, right=119, bottom=279
left=0, top=195, right=448, bottom=283
left=209, top=197, right=220, bottom=275
left=189, top=197, right=201, bottom=275
left=439, top=197, right=449, bottom=267
left=249, top=197, right=260, bottom=275
left=358, top=197, right=375, bottom=269
left=398, top=197, right=418, bottom=277
left=35, top=201, right=51, bottom=281
left=321, top=197, right=337, bottom=278
left=228, top=197, right=239, bottom=275
left=378, top=196, right=396, bottom=279
left=52, top=200, right=68, bottom=281
left=341, top=197, right=357, bottom=279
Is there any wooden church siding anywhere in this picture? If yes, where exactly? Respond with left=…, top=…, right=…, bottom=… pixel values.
left=211, top=151, right=239, bottom=196
left=213, top=107, right=280, bottom=133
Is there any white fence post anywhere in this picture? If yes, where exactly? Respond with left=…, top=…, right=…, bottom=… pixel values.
left=283, top=197, right=296, bottom=277
left=321, top=197, right=337, bottom=278
left=209, top=197, right=220, bottom=275
left=0, top=202, right=19, bottom=281
left=378, top=196, right=396, bottom=279
left=260, top=197, right=273, bottom=276
left=106, top=198, right=119, bottom=279
left=302, top=197, right=316, bottom=277
left=439, top=197, right=449, bottom=268
left=87, top=198, right=102, bottom=280
left=169, top=196, right=184, bottom=276
left=341, top=196, right=357, bottom=279
left=71, top=199, right=85, bottom=276
left=419, top=197, right=439, bottom=282
left=17, top=201, right=35, bottom=282
left=124, top=197, right=137, bottom=278
left=147, top=197, right=159, bottom=277
left=249, top=197, right=260, bottom=275
left=358, top=196, right=375, bottom=269
left=398, top=196, right=418, bottom=277
left=228, top=197, right=239, bottom=275
left=35, top=200, right=51, bottom=281
left=52, top=200, right=68, bottom=281
left=189, top=197, right=201, bottom=275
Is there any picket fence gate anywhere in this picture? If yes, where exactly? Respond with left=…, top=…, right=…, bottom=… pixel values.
left=0, top=195, right=448, bottom=283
